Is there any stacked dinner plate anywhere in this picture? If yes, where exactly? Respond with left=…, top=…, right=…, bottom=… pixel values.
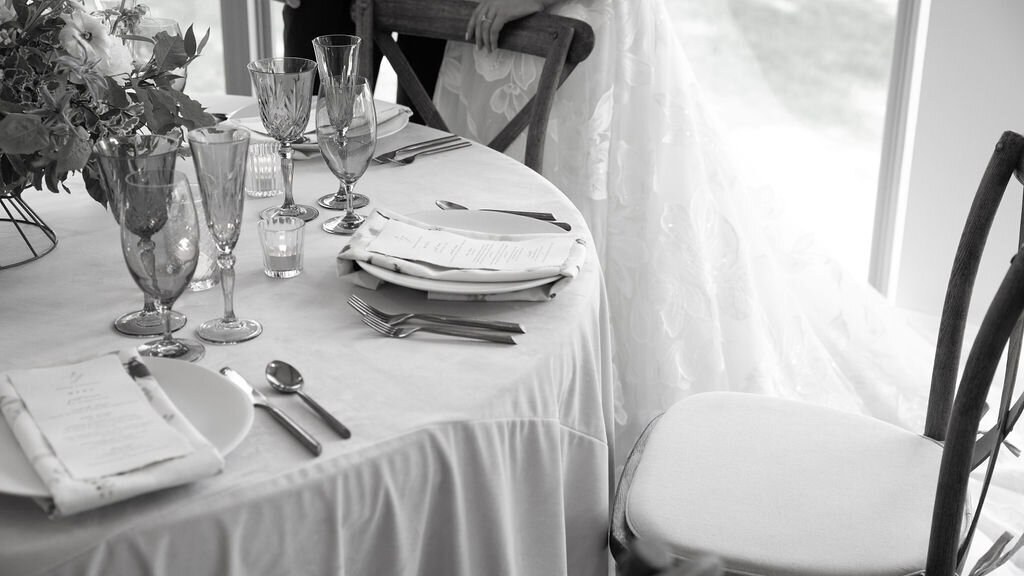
left=338, top=210, right=587, bottom=300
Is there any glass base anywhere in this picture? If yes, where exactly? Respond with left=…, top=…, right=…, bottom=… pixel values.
left=138, top=337, right=205, bottom=363
left=318, top=192, right=368, bottom=210
left=265, top=268, right=302, bottom=279
left=114, top=309, right=186, bottom=337
left=260, top=203, right=319, bottom=222
left=322, top=213, right=365, bottom=235
left=196, top=317, right=263, bottom=344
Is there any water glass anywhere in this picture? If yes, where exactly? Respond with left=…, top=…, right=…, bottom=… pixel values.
left=245, top=142, right=284, bottom=198
left=188, top=189, right=220, bottom=292
left=258, top=216, right=305, bottom=278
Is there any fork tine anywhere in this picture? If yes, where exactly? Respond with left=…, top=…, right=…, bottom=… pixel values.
left=349, top=296, right=387, bottom=322
left=360, top=315, right=393, bottom=336
left=347, top=295, right=373, bottom=316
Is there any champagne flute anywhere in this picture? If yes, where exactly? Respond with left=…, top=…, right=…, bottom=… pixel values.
left=120, top=170, right=205, bottom=362
left=130, top=17, right=188, bottom=91
left=317, top=76, right=376, bottom=235
left=312, top=34, right=368, bottom=210
left=94, top=134, right=187, bottom=337
left=188, top=126, right=263, bottom=344
left=247, top=57, right=319, bottom=222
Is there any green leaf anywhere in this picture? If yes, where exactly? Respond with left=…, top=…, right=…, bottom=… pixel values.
left=105, top=77, right=130, bottom=109
left=196, top=27, right=210, bottom=57
left=82, top=161, right=107, bottom=208
left=0, top=114, right=51, bottom=155
left=54, top=132, right=91, bottom=173
left=150, top=32, right=189, bottom=73
left=135, top=86, right=177, bottom=134
left=184, top=24, right=197, bottom=57
left=172, top=91, right=217, bottom=130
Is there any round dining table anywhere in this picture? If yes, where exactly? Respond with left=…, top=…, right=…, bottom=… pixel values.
left=0, top=96, right=615, bottom=576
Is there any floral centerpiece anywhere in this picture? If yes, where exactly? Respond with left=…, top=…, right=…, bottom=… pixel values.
left=0, top=0, right=216, bottom=207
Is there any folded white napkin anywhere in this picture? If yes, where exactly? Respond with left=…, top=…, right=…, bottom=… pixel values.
left=0, top=350, right=224, bottom=518
left=337, top=209, right=587, bottom=301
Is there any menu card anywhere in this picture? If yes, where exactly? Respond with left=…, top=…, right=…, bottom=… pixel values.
left=7, top=355, right=193, bottom=479
left=367, top=218, right=576, bottom=271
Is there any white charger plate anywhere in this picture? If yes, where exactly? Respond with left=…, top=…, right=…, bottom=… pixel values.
left=356, top=210, right=567, bottom=295
left=0, top=357, right=254, bottom=498
left=228, top=99, right=411, bottom=153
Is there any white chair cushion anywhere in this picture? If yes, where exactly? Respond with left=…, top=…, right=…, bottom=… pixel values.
left=625, top=392, right=944, bottom=576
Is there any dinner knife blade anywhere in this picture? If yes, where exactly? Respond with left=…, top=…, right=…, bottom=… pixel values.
left=219, top=367, right=322, bottom=456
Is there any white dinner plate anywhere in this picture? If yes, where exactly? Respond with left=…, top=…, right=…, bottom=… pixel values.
left=228, top=99, right=412, bottom=153
left=356, top=210, right=567, bottom=295
left=0, top=357, right=254, bottom=498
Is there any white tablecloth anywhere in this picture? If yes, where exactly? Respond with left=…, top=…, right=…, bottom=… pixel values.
left=0, top=104, right=615, bottom=575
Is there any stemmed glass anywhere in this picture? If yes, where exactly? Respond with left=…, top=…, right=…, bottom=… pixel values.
left=312, top=34, right=368, bottom=211
left=188, top=126, right=263, bottom=344
left=247, top=57, right=319, bottom=222
left=120, top=170, right=205, bottom=362
left=94, top=134, right=186, bottom=337
left=317, top=76, right=377, bottom=235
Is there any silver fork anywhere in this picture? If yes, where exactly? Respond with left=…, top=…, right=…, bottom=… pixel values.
left=372, top=134, right=462, bottom=164
left=360, top=314, right=517, bottom=344
left=387, top=141, right=472, bottom=165
left=348, top=294, right=525, bottom=334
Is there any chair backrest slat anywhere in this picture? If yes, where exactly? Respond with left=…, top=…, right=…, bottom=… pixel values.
left=926, top=131, right=1024, bottom=440
left=353, top=0, right=595, bottom=172
left=927, top=240, right=1024, bottom=575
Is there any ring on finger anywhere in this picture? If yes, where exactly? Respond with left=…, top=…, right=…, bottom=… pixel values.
left=480, top=15, right=492, bottom=23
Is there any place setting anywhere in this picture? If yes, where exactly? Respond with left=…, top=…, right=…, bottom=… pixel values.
left=335, top=206, right=589, bottom=345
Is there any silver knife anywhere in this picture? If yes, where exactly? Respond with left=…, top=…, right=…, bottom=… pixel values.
left=220, top=367, right=322, bottom=456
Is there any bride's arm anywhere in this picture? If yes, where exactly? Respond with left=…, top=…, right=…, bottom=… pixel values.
left=466, top=0, right=564, bottom=53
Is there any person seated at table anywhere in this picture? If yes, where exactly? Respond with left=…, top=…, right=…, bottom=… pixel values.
left=279, top=0, right=445, bottom=124
left=435, top=0, right=935, bottom=458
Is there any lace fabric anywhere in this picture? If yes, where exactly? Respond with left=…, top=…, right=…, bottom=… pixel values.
left=436, top=0, right=933, bottom=451
left=433, top=1, right=1024, bottom=569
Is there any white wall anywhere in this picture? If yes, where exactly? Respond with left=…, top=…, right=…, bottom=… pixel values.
left=896, top=0, right=1024, bottom=320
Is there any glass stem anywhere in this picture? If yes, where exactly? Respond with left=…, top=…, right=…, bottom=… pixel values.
left=142, top=293, right=159, bottom=313
left=160, top=303, right=175, bottom=343
left=334, top=181, right=347, bottom=202
left=280, top=142, right=295, bottom=208
left=218, top=252, right=238, bottom=323
left=343, top=180, right=355, bottom=216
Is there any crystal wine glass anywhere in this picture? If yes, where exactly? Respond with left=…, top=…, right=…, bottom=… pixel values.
left=247, top=57, right=319, bottom=222
left=120, top=170, right=205, bottom=362
left=130, top=17, right=187, bottom=91
left=94, top=134, right=186, bottom=337
left=312, top=34, right=368, bottom=211
left=188, top=125, right=263, bottom=344
left=317, top=75, right=377, bottom=235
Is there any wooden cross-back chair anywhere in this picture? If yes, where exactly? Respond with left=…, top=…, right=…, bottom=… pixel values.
left=610, top=131, right=1024, bottom=576
left=352, top=0, right=595, bottom=173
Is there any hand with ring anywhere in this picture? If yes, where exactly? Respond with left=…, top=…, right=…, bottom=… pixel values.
left=465, top=0, right=555, bottom=53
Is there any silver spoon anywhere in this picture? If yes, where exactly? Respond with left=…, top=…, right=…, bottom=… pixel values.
left=266, top=360, right=351, bottom=439
left=435, top=200, right=556, bottom=221
left=435, top=200, right=572, bottom=231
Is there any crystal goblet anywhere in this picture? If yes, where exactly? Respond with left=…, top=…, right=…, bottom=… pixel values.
left=120, top=170, right=205, bottom=362
left=247, top=57, right=319, bottom=222
left=188, top=126, right=263, bottom=344
left=94, top=134, right=187, bottom=337
left=312, top=34, right=368, bottom=211
left=317, top=76, right=377, bottom=235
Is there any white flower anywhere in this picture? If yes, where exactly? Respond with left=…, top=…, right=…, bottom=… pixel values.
left=0, top=0, right=16, bottom=25
left=59, top=9, right=133, bottom=78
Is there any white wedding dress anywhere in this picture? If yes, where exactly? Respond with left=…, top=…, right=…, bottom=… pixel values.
left=434, top=0, right=1023, bottom=569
